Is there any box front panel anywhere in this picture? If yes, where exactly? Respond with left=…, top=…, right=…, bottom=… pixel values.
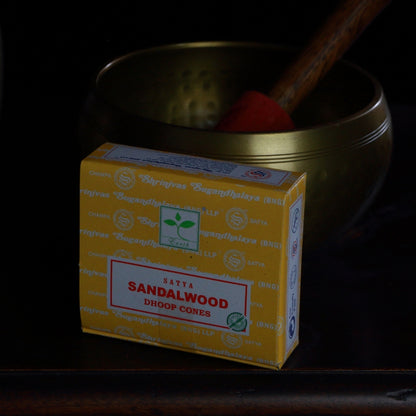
left=80, top=144, right=305, bottom=369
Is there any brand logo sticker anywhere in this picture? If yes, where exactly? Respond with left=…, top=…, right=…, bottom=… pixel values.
left=159, top=206, right=200, bottom=251
left=227, top=312, right=248, bottom=332
left=244, top=168, right=272, bottom=180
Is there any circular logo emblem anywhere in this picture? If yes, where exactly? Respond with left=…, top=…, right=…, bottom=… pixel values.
left=225, top=207, right=248, bottom=230
left=223, top=249, right=246, bottom=272
left=114, top=167, right=136, bottom=190
left=113, top=209, right=134, bottom=231
left=288, top=316, right=296, bottom=339
left=114, top=326, right=135, bottom=337
left=227, top=312, right=247, bottom=332
left=221, top=332, right=243, bottom=349
left=244, top=168, right=272, bottom=180
left=113, top=249, right=133, bottom=259
left=276, top=316, right=285, bottom=336
left=291, top=207, right=300, bottom=233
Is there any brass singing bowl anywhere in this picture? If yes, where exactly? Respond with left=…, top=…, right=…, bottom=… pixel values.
left=80, top=41, right=393, bottom=251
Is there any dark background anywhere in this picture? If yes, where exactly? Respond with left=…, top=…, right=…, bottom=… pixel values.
left=1, top=0, right=415, bottom=367
left=2, top=0, right=414, bottom=247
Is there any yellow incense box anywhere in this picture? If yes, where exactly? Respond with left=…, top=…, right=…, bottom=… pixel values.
left=79, top=143, right=306, bottom=370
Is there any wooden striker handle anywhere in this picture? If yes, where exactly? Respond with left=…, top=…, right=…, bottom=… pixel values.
left=269, top=0, right=391, bottom=114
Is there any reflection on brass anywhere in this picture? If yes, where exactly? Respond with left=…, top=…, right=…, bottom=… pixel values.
left=79, top=42, right=392, bottom=250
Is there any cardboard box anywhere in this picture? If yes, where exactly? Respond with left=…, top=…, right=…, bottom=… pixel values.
left=79, top=143, right=306, bottom=369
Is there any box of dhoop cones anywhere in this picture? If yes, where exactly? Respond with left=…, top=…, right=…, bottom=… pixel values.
left=79, top=143, right=306, bottom=370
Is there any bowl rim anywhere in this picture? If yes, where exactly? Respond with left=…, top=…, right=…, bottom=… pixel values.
left=91, top=41, right=391, bottom=159
left=96, top=41, right=384, bottom=123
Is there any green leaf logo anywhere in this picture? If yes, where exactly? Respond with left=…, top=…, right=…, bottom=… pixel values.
left=163, top=212, right=196, bottom=241
left=180, top=221, right=195, bottom=228
left=163, top=219, right=176, bottom=226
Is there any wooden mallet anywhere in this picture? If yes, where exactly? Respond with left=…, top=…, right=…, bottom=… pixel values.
left=215, top=0, right=391, bottom=132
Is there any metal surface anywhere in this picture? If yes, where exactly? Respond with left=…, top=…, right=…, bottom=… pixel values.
left=79, top=42, right=393, bottom=250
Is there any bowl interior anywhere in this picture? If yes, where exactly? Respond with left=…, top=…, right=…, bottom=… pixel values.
left=96, top=43, right=376, bottom=130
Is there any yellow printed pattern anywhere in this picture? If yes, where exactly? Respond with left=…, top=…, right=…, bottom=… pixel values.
left=79, top=143, right=306, bottom=370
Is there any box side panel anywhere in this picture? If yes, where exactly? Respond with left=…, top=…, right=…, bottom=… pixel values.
left=279, top=175, right=306, bottom=364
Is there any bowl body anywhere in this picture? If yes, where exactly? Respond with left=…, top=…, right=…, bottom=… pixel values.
left=79, top=41, right=393, bottom=250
